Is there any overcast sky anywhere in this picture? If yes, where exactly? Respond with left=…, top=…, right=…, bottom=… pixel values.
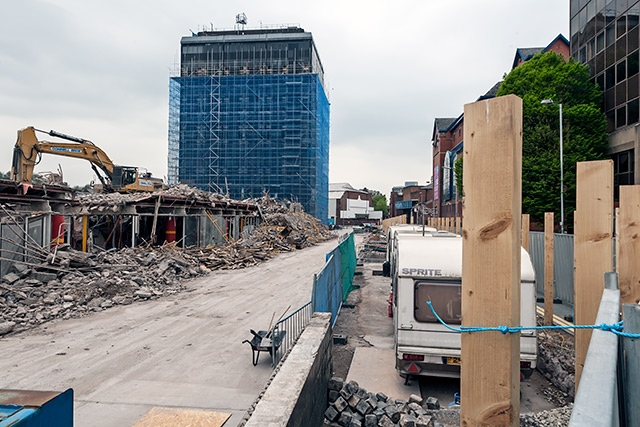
left=0, top=0, right=568, bottom=197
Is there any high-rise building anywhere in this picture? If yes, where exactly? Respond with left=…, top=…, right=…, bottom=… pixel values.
left=570, top=1, right=640, bottom=192
left=168, top=25, right=330, bottom=220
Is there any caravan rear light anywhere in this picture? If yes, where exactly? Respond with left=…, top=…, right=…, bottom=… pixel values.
left=402, top=354, right=424, bottom=362
left=520, top=361, right=531, bottom=369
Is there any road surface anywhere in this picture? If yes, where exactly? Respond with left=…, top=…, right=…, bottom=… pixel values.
left=0, top=238, right=338, bottom=426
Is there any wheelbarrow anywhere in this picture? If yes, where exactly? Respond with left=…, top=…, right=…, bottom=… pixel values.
left=242, top=329, right=286, bottom=366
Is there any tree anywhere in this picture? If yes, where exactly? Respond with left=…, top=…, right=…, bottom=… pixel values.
left=496, top=52, right=609, bottom=231
left=372, top=194, right=389, bottom=217
left=454, top=157, right=463, bottom=198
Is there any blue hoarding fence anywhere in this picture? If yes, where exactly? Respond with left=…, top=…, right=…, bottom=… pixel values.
left=311, top=232, right=357, bottom=326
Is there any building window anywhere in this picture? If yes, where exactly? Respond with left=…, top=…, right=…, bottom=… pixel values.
left=629, top=50, right=639, bottom=76
left=613, top=149, right=635, bottom=200
left=617, top=16, right=627, bottom=39
left=617, top=60, right=627, bottom=83
left=617, top=105, right=627, bottom=127
left=628, top=99, right=639, bottom=124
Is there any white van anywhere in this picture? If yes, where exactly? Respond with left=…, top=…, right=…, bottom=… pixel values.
left=392, top=232, right=537, bottom=380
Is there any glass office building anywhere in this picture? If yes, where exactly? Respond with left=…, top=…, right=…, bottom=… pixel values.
left=168, top=27, right=329, bottom=220
left=571, top=0, right=640, bottom=190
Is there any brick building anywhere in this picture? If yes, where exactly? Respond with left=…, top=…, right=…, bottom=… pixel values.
left=389, top=181, right=433, bottom=223
left=328, top=183, right=382, bottom=226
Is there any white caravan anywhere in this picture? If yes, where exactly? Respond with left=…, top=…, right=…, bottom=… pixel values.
left=383, top=224, right=439, bottom=276
left=391, top=232, right=537, bottom=380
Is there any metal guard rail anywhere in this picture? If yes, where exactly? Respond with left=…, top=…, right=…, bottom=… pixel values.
left=270, top=301, right=312, bottom=367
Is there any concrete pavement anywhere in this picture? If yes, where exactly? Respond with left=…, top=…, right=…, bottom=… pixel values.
left=0, top=238, right=339, bottom=426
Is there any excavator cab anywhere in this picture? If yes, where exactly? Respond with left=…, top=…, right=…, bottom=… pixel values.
left=112, top=166, right=138, bottom=188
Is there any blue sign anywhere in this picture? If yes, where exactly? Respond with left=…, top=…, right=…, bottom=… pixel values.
left=395, top=200, right=413, bottom=210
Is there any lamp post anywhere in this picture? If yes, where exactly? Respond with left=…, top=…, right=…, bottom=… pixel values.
left=541, top=99, right=564, bottom=234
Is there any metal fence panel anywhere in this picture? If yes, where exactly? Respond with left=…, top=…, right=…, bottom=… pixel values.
left=270, top=301, right=312, bottom=367
left=529, top=232, right=574, bottom=305
left=1, top=222, right=25, bottom=277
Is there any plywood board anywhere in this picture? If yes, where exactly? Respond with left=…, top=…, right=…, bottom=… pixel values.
left=132, top=407, right=231, bottom=427
left=618, top=185, right=640, bottom=305
left=574, top=160, right=613, bottom=390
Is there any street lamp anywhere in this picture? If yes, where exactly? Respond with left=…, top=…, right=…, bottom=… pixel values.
left=541, top=99, right=564, bottom=234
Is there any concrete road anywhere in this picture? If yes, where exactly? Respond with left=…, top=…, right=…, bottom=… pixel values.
left=0, top=238, right=338, bottom=426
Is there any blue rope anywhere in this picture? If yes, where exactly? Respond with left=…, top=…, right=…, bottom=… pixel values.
left=426, top=301, right=640, bottom=338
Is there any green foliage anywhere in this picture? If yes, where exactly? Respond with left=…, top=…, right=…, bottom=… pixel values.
left=496, top=52, right=609, bottom=231
left=372, top=194, right=389, bottom=216
left=453, top=157, right=463, bottom=197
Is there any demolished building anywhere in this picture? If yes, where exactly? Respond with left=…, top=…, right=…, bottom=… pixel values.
left=0, top=180, right=261, bottom=276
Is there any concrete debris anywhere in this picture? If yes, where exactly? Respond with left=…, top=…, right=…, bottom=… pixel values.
left=520, top=405, right=573, bottom=426
left=0, top=195, right=333, bottom=336
left=75, top=183, right=232, bottom=208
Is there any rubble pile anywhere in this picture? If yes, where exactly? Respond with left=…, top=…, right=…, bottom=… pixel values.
left=0, top=193, right=333, bottom=336
left=75, top=183, right=233, bottom=208
left=536, top=330, right=575, bottom=400
left=0, top=244, right=204, bottom=336
left=254, top=197, right=334, bottom=249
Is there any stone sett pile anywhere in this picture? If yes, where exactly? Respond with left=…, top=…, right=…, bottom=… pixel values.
left=324, top=377, right=574, bottom=427
left=324, top=377, right=457, bottom=427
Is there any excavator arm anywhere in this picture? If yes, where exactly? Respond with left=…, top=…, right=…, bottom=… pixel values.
left=11, top=126, right=115, bottom=185
left=10, top=126, right=163, bottom=192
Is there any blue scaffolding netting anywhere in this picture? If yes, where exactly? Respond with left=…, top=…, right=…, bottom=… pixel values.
left=168, top=74, right=329, bottom=221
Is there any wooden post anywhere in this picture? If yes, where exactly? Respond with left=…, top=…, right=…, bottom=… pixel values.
left=461, top=95, right=522, bottom=426
left=574, top=160, right=613, bottom=390
left=82, top=216, right=88, bottom=253
left=521, top=214, right=530, bottom=252
left=618, top=186, right=640, bottom=305
left=544, top=212, right=554, bottom=326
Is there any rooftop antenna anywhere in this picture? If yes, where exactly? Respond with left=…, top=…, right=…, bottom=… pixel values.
left=236, top=12, right=247, bottom=30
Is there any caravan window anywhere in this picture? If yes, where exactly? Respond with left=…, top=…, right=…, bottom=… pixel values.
left=414, top=281, right=462, bottom=324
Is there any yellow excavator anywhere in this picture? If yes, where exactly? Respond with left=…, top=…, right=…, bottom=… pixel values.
left=11, top=126, right=164, bottom=192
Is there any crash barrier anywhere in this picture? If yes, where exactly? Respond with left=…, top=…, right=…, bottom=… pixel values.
left=270, top=301, right=312, bottom=368
left=529, top=232, right=574, bottom=305
left=245, top=313, right=332, bottom=427
left=311, top=232, right=357, bottom=326
left=426, top=272, right=640, bottom=426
